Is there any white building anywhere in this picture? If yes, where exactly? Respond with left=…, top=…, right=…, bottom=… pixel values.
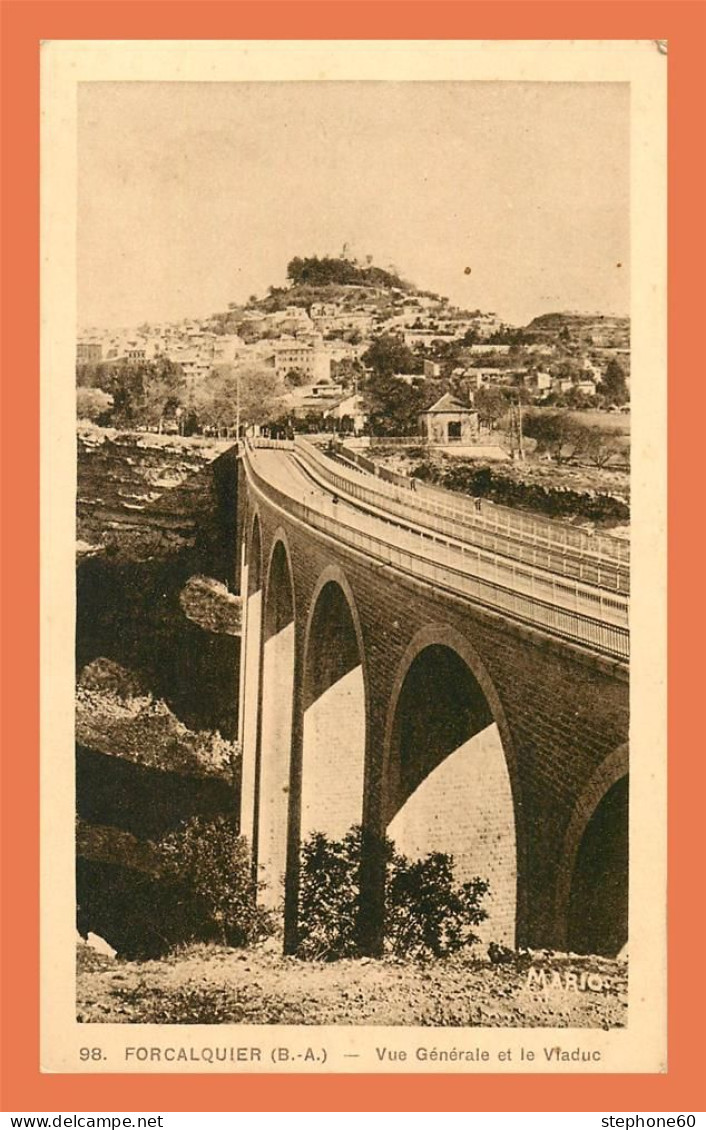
left=268, top=340, right=331, bottom=383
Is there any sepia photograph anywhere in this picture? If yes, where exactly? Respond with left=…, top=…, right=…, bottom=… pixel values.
left=38, top=38, right=667, bottom=1074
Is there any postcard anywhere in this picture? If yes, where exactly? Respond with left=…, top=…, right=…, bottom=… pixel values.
left=39, top=37, right=666, bottom=1075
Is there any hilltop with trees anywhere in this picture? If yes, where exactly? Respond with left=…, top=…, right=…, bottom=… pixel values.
left=285, top=254, right=413, bottom=291
left=255, top=254, right=432, bottom=315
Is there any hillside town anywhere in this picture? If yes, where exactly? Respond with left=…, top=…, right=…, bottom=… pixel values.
left=77, top=251, right=630, bottom=445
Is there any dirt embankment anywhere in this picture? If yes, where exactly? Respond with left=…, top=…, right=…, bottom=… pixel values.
left=77, top=942, right=627, bottom=1029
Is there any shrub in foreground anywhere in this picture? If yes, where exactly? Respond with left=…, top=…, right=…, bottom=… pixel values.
left=297, top=825, right=488, bottom=961
left=155, top=815, right=274, bottom=948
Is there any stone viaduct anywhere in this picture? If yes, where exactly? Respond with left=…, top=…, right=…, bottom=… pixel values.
left=237, top=439, right=629, bottom=958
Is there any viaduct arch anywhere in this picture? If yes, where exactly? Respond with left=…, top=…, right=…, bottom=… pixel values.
left=554, top=743, right=629, bottom=956
left=383, top=625, right=523, bottom=946
left=300, top=569, right=368, bottom=845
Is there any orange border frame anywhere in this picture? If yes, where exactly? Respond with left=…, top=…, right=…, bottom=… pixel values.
left=2, top=0, right=705, bottom=1113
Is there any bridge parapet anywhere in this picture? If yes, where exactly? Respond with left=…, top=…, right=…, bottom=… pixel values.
left=251, top=437, right=295, bottom=451
left=243, top=446, right=628, bottom=662
left=327, top=439, right=629, bottom=566
left=295, top=439, right=628, bottom=593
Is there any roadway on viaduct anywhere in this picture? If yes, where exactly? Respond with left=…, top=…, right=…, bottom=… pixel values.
left=237, top=438, right=629, bottom=957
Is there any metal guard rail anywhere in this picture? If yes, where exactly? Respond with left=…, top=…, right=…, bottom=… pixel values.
left=294, top=439, right=628, bottom=595
left=244, top=447, right=629, bottom=663
left=250, top=441, right=627, bottom=623
left=290, top=444, right=627, bottom=622
left=251, top=437, right=296, bottom=450
left=332, top=440, right=630, bottom=567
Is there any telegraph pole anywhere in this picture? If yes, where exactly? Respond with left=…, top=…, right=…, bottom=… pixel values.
left=236, top=363, right=241, bottom=444
left=509, top=390, right=525, bottom=461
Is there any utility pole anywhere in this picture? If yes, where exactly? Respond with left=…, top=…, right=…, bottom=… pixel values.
left=236, top=363, right=241, bottom=444
left=509, top=391, right=524, bottom=461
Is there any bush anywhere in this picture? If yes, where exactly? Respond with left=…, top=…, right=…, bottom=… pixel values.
left=297, top=826, right=488, bottom=961
left=155, top=816, right=275, bottom=948
left=298, top=828, right=362, bottom=959
left=387, top=852, right=489, bottom=958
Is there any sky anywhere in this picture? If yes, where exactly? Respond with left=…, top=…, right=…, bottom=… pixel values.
left=77, top=81, right=629, bottom=329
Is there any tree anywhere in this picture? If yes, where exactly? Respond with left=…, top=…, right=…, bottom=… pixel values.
left=236, top=321, right=265, bottom=344
left=550, top=357, right=584, bottom=383
left=428, top=337, right=466, bottom=377
left=363, top=370, right=425, bottom=436
left=76, top=387, right=113, bottom=423
left=142, top=359, right=186, bottom=432
left=286, top=254, right=410, bottom=291
left=285, top=256, right=306, bottom=285
left=77, top=357, right=189, bottom=429
left=571, top=424, right=625, bottom=468
left=192, top=363, right=284, bottom=434
left=361, top=333, right=422, bottom=378
left=331, top=356, right=364, bottom=387
left=475, top=387, right=510, bottom=430
left=522, top=410, right=582, bottom=463
left=237, top=363, right=285, bottom=427
left=489, top=325, right=530, bottom=346
left=76, top=362, right=102, bottom=389
left=301, top=410, right=326, bottom=434
left=111, top=363, right=147, bottom=426
left=563, top=386, right=593, bottom=411
left=599, top=358, right=629, bottom=406
left=76, top=359, right=120, bottom=393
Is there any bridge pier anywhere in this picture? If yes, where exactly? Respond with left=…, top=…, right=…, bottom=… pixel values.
left=283, top=674, right=304, bottom=955
left=239, top=515, right=262, bottom=853
left=257, top=539, right=295, bottom=906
